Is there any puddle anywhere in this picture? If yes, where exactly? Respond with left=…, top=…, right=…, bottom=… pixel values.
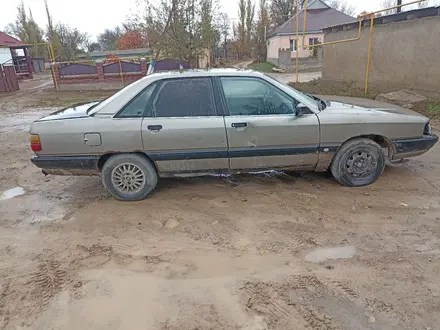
left=0, top=109, right=56, bottom=133
left=305, top=246, right=356, bottom=263
left=1, top=187, right=26, bottom=200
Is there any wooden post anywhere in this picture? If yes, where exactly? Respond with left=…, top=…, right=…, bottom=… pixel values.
left=24, top=47, right=33, bottom=79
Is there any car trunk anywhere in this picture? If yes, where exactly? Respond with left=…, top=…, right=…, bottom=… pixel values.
left=36, top=101, right=100, bottom=122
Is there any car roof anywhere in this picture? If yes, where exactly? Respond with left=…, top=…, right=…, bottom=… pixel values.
left=147, top=68, right=266, bottom=79
left=91, top=68, right=314, bottom=116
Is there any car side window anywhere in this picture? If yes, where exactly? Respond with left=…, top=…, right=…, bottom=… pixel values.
left=220, top=77, right=298, bottom=116
left=153, top=78, right=216, bottom=117
left=116, top=83, right=157, bottom=118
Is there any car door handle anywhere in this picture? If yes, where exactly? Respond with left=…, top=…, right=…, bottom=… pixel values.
left=147, top=125, right=162, bottom=131
left=231, top=122, right=248, bottom=128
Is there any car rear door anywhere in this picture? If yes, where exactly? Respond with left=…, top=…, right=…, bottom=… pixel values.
left=140, top=77, right=229, bottom=174
left=218, top=76, right=320, bottom=171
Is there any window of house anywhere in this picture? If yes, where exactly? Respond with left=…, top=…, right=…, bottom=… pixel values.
left=290, top=39, right=297, bottom=52
left=220, top=77, right=297, bottom=116
left=309, top=38, right=320, bottom=45
left=116, top=83, right=157, bottom=118
left=153, top=78, right=216, bottom=117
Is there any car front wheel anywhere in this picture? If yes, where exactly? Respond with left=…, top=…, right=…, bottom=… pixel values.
left=101, top=154, right=158, bottom=201
left=331, top=138, right=385, bottom=187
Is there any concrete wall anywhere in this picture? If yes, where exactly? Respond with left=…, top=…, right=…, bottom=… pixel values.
left=267, top=33, right=324, bottom=60
left=269, top=47, right=322, bottom=71
left=322, top=9, right=440, bottom=92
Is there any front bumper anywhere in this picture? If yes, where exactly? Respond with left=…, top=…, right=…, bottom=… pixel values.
left=30, top=155, right=100, bottom=175
left=391, top=134, right=438, bottom=160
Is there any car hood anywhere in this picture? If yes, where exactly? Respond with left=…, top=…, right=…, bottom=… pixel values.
left=317, top=95, right=423, bottom=117
left=37, top=101, right=100, bottom=122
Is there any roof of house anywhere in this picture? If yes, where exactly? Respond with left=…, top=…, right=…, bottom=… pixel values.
left=269, top=0, right=355, bottom=37
left=77, top=47, right=152, bottom=58
left=0, top=31, right=24, bottom=47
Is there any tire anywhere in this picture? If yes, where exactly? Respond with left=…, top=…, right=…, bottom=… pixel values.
left=101, top=154, right=158, bottom=201
left=330, top=138, right=385, bottom=187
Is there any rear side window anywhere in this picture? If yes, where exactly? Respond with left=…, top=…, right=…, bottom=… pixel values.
left=153, top=78, right=216, bottom=117
left=116, top=83, right=157, bottom=118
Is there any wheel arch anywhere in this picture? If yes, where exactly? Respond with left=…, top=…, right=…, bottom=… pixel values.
left=321, top=134, right=394, bottom=173
left=336, top=134, right=394, bottom=159
left=98, top=152, right=158, bottom=173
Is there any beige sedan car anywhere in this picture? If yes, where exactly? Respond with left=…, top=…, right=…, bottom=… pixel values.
left=29, top=69, right=438, bottom=200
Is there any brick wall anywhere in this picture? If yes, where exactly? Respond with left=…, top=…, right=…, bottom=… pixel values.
left=268, top=47, right=323, bottom=72
left=322, top=7, right=440, bottom=94
left=51, top=57, right=149, bottom=89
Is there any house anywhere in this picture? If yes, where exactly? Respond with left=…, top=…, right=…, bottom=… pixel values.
left=0, top=31, right=24, bottom=67
left=266, top=0, right=355, bottom=63
left=77, top=48, right=152, bottom=61
left=0, top=31, right=34, bottom=78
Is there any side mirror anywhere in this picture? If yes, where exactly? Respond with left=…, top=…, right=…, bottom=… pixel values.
left=295, top=103, right=310, bottom=117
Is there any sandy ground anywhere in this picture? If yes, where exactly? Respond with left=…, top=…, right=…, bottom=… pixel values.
left=1, top=78, right=440, bottom=330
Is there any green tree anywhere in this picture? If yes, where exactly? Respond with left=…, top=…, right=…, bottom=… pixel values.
left=237, top=0, right=246, bottom=58
left=43, top=0, right=90, bottom=61
left=98, top=27, right=124, bottom=50
left=131, top=0, right=216, bottom=64
left=256, top=0, right=269, bottom=62
left=5, top=1, right=46, bottom=57
left=245, top=0, right=255, bottom=57
left=86, top=42, right=101, bottom=53
left=44, top=0, right=62, bottom=61
left=270, top=0, right=305, bottom=27
left=216, top=12, right=230, bottom=59
left=54, top=23, right=88, bottom=60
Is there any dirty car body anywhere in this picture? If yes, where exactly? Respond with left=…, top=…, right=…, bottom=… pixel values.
left=29, top=69, right=438, bottom=200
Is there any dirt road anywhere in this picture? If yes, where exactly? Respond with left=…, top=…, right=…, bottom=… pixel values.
left=233, top=60, right=322, bottom=83
left=1, top=88, right=440, bottom=330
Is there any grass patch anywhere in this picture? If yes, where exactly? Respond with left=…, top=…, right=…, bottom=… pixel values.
left=248, top=62, right=279, bottom=73
left=291, top=78, right=380, bottom=100
left=427, top=102, right=440, bottom=118
left=297, top=67, right=322, bottom=73
left=25, top=90, right=118, bottom=108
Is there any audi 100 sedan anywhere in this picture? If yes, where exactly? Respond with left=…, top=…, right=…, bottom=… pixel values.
left=29, top=69, right=438, bottom=201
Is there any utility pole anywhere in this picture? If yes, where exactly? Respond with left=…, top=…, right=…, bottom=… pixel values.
left=397, top=0, right=402, bottom=13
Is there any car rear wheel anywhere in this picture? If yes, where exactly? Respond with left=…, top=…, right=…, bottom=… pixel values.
left=101, top=154, right=158, bottom=201
left=331, top=138, right=385, bottom=187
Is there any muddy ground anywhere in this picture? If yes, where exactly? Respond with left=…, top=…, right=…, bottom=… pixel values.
left=1, top=77, right=440, bottom=330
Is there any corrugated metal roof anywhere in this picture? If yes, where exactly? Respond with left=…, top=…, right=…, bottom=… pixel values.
left=0, top=32, right=24, bottom=47
left=269, top=8, right=355, bottom=37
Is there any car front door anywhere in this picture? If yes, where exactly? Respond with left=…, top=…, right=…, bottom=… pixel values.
left=218, top=76, right=320, bottom=171
left=140, top=77, right=229, bottom=175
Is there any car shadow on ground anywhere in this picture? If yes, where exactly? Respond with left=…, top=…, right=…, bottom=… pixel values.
left=155, top=170, right=336, bottom=193
left=51, top=164, right=410, bottom=202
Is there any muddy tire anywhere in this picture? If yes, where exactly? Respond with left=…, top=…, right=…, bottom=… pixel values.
left=331, top=138, right=385, bottom=187
left=101, top=154, right=158, bottom=201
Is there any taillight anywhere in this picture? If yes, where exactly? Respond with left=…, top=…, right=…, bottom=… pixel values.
left=29, top=134, right=42, bottom=152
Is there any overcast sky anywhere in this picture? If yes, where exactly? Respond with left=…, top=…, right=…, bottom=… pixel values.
left=0, top=0, right=427, bottom=40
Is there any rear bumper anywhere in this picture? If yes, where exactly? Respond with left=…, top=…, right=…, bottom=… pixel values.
left=391, top=134, right=438, bottom=160
left=31, top=155, right=100, bottom=176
